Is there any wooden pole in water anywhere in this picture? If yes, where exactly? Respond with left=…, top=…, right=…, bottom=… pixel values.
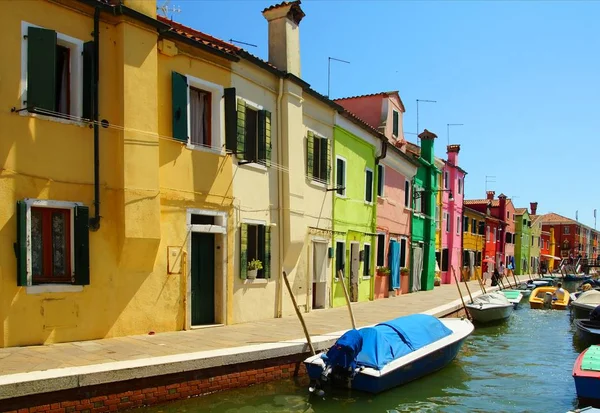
left=513, top=271, right=520, bottom=287
left=282, top=271, right=316, bottom=356
left=338, top=269, right=357, bottom=330
left=453, top=266, right=473, bottom=303
left=476, top=269, right=487, bottom=294
left=451, top=266, right=472, bottom=321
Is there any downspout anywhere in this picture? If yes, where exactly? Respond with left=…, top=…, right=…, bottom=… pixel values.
left=373, top=139, right=387, bottom=300
left=276, top=77, right=284, bottom=318
left=89, top=7, right=101, bottom=231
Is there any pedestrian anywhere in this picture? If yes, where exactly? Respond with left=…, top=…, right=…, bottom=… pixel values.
left=499, top=262, right=506, bottom=281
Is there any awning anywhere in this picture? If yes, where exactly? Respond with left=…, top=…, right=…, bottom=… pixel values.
left=541, top=254, right=562, bottom=260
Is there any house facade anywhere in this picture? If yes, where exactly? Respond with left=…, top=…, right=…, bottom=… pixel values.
left=462, top=207, right=485, bottom=280
left=514, top=208, right=531, bottom=274
left=530, top=214, right=542, bottom=274
left=540, top=213, right=580, bottom=260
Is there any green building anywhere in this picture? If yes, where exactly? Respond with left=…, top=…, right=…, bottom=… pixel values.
left=410, top=130, right=439, bottom=291
left=514, top=208, right=532, bottom=274
left=331, top=116, right=384, bottom=307
left=530, top=215, right=542, bottom=274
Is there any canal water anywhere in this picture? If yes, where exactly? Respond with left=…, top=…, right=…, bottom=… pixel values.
left=139, top=282, right=589, bottom=413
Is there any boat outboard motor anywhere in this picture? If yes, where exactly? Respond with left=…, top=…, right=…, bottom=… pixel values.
left=543, top=292, right=553, bottom=309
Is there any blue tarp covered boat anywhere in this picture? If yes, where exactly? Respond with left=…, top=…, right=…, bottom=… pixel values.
left=304, top=314, right=474, bottom=394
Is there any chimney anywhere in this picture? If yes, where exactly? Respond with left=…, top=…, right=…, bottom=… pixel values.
left=530, top=202, right=538, bottom=215
left=262, top=1, right=305, bottom=77
left=418, top=129, right=437, bottom=164
left=498, top=193, right=507, bottom=222
left=447, top=144, right=460, bottom=165
left=486, top=190, right=495, bottom=200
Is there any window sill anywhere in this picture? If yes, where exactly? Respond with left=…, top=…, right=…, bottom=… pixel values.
left=26, top=284, right=84, bottom=295
left=362, top=276, right=371, bottom=280
left=238, top=162, right=268, bottom=173
left=307, top=179, right=328, bottom=190
left=404, top=207, right=413, bottom=212
left=186, top=143, right=225, bottom=156
left=244, top=278, right=268, bottom=285
left=20, top=111, right=87, bottom=128
left=364, top=201, right=373, bottom=206
left=335, top=193, right=347, bottom=199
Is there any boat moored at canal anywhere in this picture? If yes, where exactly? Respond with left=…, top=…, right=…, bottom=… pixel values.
left=571, top=290, right=600, bottom=320
left=573, top=345, right=600, bottom=406
left=466, top=292, right=514, bottom=323
left=304, top=314, right=474, bottom=394
left=501, top=290, right=524, bottom=308
left=529, top=286, right=570, bottom=310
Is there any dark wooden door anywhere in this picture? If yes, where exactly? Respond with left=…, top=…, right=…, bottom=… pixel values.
left=191, top=232, right=215, bottom=325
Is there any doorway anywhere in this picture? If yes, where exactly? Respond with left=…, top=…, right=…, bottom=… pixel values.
left=349, top=242, right=360, bottom=302
left=412, top=245, right=423, bottom=292
left=191, top=232, right=215, bottom=326
left=312, top=241, right=328, bottom=309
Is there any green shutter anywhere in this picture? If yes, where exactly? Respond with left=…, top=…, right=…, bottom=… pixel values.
left=171, top=71, right=188, bottom=143
left=15, top=201, right=28, bottom=287
left=264, top=225, right=271, bottom=279
left=257, top=110, right=266, bottom=162
left=393, top=110, right=399, bottom=137
left=263, top=110, right=272, bottom=166
left=307, top=131, right=314, bottom=178
left=236, top=99, right=246, bottom=160
left=224, top=88, right=237, bottom=152
left=73, top=205, right=90, bottom=285
left=27, top=27, right=57, bottom=113
left=82, top=41, right=94, bottom=121
left=240, top=223, right=248, bottom=279
left=326, top=138, right=331, bottom=184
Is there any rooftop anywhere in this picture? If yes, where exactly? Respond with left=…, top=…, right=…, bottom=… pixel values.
left=514, top=208, right=528, bottom=215
left=464, top=199, right=500, bottom=207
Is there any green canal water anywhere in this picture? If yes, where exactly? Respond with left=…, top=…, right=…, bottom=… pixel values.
left=139, top=285, right=590, bottom=413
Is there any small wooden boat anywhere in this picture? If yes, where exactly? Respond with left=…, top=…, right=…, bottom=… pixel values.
left=529, top=286, right=570, bottom=310
left=304, top=314, right=474, bottom=394
left=501, top=290, right=524, bottom=307
left=572, top=345, right=600, bottom=405
left=465, top=292, right=513, bottom=323
left=572, top=290, right=600, bottom=320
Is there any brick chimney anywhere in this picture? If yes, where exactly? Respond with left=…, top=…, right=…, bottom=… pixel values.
left=498, top=193, right=507, bottom=222
left=418, top=129, right=437, bottom=164
left=262, top=1, right=305, bottom=77
left=486, top=190, right=495, bottom=200
left=530, top=202, right=538, bottom=215
left=447, top=144, right=460, bottom=166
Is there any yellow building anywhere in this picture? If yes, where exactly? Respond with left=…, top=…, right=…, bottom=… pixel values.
left=0, top=0, right=236, bottom=347
left=462, top=207, right=486, bottom=280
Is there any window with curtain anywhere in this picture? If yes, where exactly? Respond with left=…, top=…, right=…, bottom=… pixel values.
left=190, top=86, right=212, bottom=147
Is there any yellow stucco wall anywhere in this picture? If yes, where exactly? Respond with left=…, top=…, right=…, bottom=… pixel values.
left=0, top=0, right=233, bottom=347
left=462, top=209, right=485, bottom=280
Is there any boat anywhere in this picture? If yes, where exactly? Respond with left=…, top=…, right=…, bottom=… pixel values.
left=501, top=290, right=524, bottom=307
left=567, top=408, right=600, bottom=413
left=304, top=314, right=474, bottom=394
left=529, top=286, right=570, bottom=310
left=572, top=290, right=600, bottom=320
left=574, top=319, right=600, bottom=345
left=466, top=292, right=514, bottom=323
left=564, top=273, right=593, bottom=282
left=572, top=345, right=600, bottom=405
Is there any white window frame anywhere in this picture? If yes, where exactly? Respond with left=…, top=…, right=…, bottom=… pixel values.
left=444, top=171, right=449, bottom=189
left=365, top=167, right=374, bottom=204
left=186, top=74, right=225, bottom=154
left=307, top=128, right=330, bottom=187
left=456, top=216, right=460, bottom=235
left=377, top=164, right=385, bottom=198
left=376, top=232, right=386, bottom=267
left=335, top=155, right=347, bottom=198
left=392, top=109, right=399, bottom=138
left=362, top=242, right=371, bottom=279
left=444, top=212, right=450, bottom=233
left=458, top=178, right=462, bottom=195
left=486, top=226, right=490, bottom=242
left=334, top=240, right=346, bottom=281
left=493, top=228, right=497, bottom=243
left=399, top=237, right=408, bottom=268
left=20, top=21, right=84, bottom=125
left=22, top=198, right=84, bottom=294
left=564, top=227, right=570, bottom=234
left=404, top=179, right=411, bottom=208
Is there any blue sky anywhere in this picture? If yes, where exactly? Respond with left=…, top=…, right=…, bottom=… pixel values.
left=171, top=0, right=600, bottom=228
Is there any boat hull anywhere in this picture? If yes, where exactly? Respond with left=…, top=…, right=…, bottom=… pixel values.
left=466, top=304, right=513, bottom=323
left=575, top=320, right=600, bottom=346
left=572, top=302, right=597, bottom=320
left=529, top=286, right=570, bottom=310
left=573, top=347, right=600, bottom=403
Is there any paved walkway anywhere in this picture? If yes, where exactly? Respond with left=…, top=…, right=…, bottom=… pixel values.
left=0, top=280, right=499, bottom=377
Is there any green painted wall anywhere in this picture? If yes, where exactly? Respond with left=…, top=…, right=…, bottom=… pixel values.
left=515, top=210, right=531, bottom=274
left=530, top=219, right=542, bottom=272
left=332, top=126, right=377, bottom=308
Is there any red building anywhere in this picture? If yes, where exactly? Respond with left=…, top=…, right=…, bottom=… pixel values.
left=541, top=213, right=581, bottom=259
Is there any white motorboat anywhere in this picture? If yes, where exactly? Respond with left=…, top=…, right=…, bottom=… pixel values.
left=465, top=292, right=514, bottom=323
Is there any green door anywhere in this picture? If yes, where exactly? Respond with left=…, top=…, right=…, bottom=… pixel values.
left=191, top=232, right=215, bottom=325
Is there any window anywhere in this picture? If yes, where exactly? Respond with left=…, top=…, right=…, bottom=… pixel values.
left=506, top=232, right=512, bottom=244
left=441, top=248, right=449, bottom=271
left=523, top=219, right=527, bottom=226
left=464, top=216, right=469, bottom=233
left=336, top=157, right=346, bottom=196
left=377, top=165, right=385, bottom=197
left=335, top=241, right=345, bottom=278
left=445, top=212, right=450, bottom=232
left=493, top=228, right=497, bottom=243
left=478, top=221, right=485, bottom=235
left=444, top=171, right=449, bottom=189
left=458, top=178, right=462, bottom=195
left=240, top=223, right=271, bottom=279
left=564, top=227, right=570, bottom=234
left=463, top=250, right=470, bottom=267
left=15, top=200, right=90, bottom=287
left=363, top=244, right=371, bottom=277
left=21, top=24, right=88, bottom=119
left=222, top=91, right=271, bottom=165
left=456, top=216, right=460, bottom=235
left=476, top=251, right=482, bottom=266
left=486, top=226, right=490, bottom=242
left=471, top=218, right=477, bottom=234
left=400, top=238, right=407, bottom=268
left=507, top=211, right=510, bottom=219
left=311, top=135, right=329, bottom=182
left=172, top=73, right=224, bottom=150
left=376, top=234, right=386, bottom=267
left=392, top=110, right=399, bottom=137
left=404, top=180, right=410, bottom=207
left=365, top=168, right=374, bottom=203
left=531, top=236, right=534, bottom=246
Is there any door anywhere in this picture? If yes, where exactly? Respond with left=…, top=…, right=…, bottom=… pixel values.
left=312, top=241, right=328, bottom=309
left=191, top=232, right=215, bottom=326
left=412, top=246, right=423, bottom=292
left=349, top=243, right=360, bottom=302
left=389, top=240, right=400, bottom=290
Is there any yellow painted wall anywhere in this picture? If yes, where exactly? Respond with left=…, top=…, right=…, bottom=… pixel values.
left=462, top=209, right=485, bottom=280
left=0, top=0, right=233, bottom=347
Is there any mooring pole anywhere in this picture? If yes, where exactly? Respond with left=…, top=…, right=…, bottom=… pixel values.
left=338, top=269, right=357, bottom=329
left=282, top=271, right=316, bottom=356
left=451, top=266, right=472, bottom=321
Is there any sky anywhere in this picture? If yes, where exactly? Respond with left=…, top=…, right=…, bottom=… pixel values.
left=169, top=0, right=600, bottom=228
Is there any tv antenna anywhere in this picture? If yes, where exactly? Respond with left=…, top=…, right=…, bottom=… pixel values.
left=157, top=1, right=181, bottom=19
left=229, top=39, right=258, bottom=48
left=485, top=175, right=496, bottom=192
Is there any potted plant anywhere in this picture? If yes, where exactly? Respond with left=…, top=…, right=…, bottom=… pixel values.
left=247, top=259, right=263, bottom=279
left=377, top=267, right=391, bottom=276
left=400, top=267, right=409, bottom=276
left=399, top=267, right=410, bottom=295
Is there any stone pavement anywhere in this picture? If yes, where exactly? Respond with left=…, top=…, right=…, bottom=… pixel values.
left=0, top=280, right=493, bottom=378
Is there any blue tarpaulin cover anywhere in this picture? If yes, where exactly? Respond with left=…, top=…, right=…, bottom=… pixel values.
left=322, top=329, right=363, bottom=371
left=355, top=314, right=453, bottom=370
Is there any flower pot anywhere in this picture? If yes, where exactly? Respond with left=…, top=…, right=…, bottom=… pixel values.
left=247, top=269, right=258, bottom=279
left=400, top=272, right=410, bottom=295
left=374, top=273, right=389, bottom=299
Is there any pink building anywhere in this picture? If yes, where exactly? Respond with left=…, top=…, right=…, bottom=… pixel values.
left=440, top=145, right=466, bottom=284
left=335, top=92, right=419, bottom=297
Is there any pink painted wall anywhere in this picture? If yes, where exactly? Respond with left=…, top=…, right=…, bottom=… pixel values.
left=377, top=165, right=411, bottom=243
left=334, top=95, right=383, bottom=133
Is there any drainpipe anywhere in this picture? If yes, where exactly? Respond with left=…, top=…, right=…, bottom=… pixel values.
left=276, top=77, right=284, bottom=318
left=89, top=7, right=101, bottom=231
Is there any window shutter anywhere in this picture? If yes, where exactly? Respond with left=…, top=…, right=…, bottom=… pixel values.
left=326, top=138, right=331, bottom=184
left=306, top=131, right=314, bottom=178
left=171, top=71, right=188, bottom=143
left=257, top=109, right=272, bottom=165
left=264, top=225, right=271, bottom=279
left=27, top=27, right=57, bottom=112
left=240, top=223, right=248, bottom=279
left=73, top=205, right=90, bottom=285
left=224, top=87, right=237, bottom=152
left=15, top=201, right=28, bottom=286
left=82, top=41, right=94, bottom=120
left=236, top=99, right=246, bottom=160
left=393, top=110, right=399, bottom=137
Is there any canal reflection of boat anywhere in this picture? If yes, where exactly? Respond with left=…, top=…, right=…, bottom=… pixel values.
left=466, top=292, right=514, bottom=323
left=304, top=315, right=474, bottom=394
left=529, top=286, right=570, bottom=310
left=572, top=345, right=600, bottom=408
left=571, top=291, right=600, bottom=320
left=501, top=290, right=524, bottom=308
